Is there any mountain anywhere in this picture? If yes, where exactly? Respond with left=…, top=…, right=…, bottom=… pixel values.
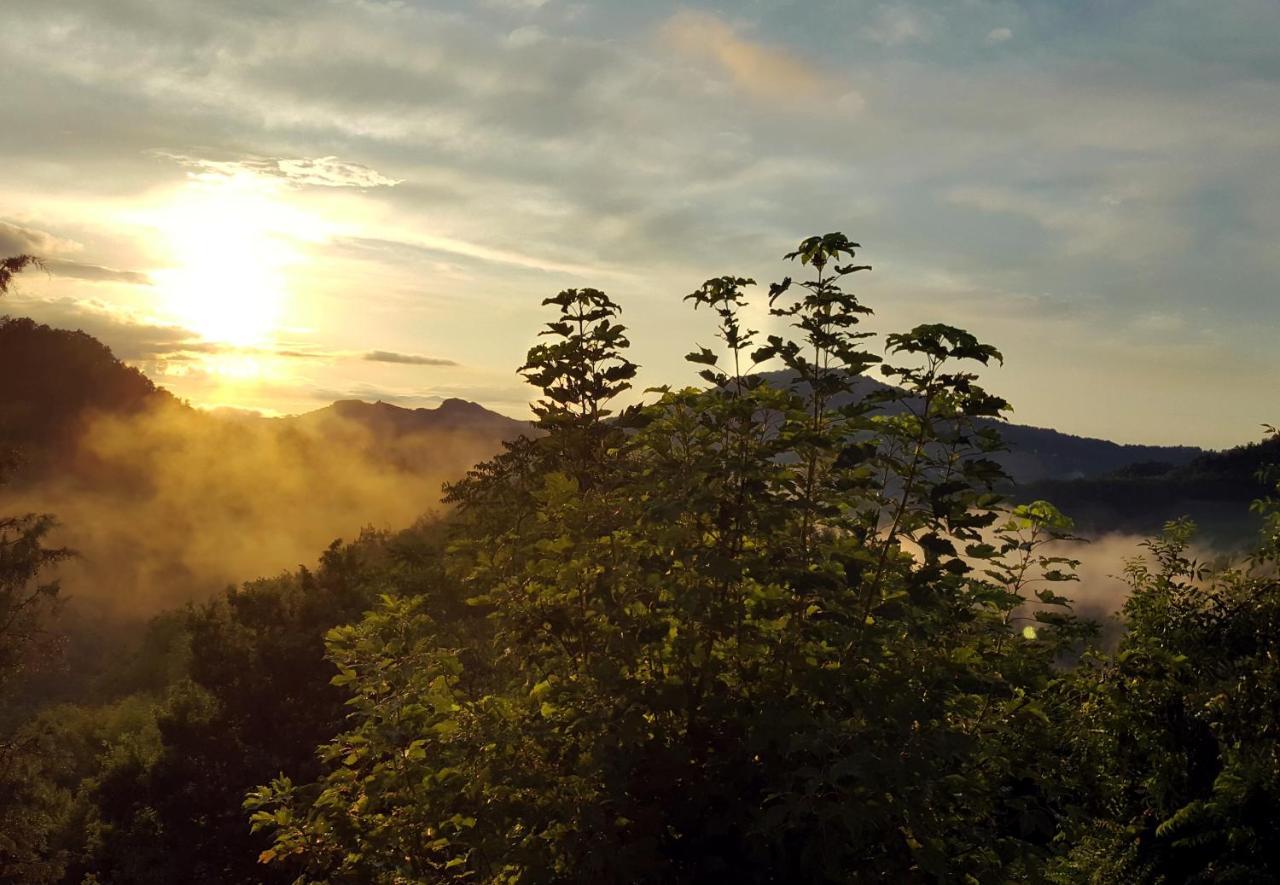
left=0, top=316, right=1205, bottom=489
left=992, top=422, right=1202, bottom=484
left=754, top=370, right=1204, bottom=485
left=7, top=314, right=1264, bottom=553
left=0, top=315, right=529, bottom=483
left=0, top=316, right=532, bottom=622
left=1016, top=435, right=1279, bottom=542
left=292, top=397, right=530, bottom=441
left=0, top=316, right=179, bottom=464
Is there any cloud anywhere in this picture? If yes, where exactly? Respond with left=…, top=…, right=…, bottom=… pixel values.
left=985, top=27, right=1013, bottom=46
left=1131, top=311, right=1187, bottom=335
left=505, top=25, right=545, bottom=48
left=0, top=220, right=150, bottom=285
left=159, top=153, right=402, bottom=188
left=43, top=259, right=151, bottom=285
left=2, top=0, right=1279, bottom=448
left=336, top=234, right=615, bottom=277
left=363, top=350, right=458, bottom=366
left=480, top=0, right=548, bottom=10
left=942, top=183, right=1188, bottom=261
left=862, top=4, right=934, bottom=47
left=4, top=295, right=332, bottom=363
left=662, top=10, right=854, bottom=106
left=0, top=220, right=78, bottom=256
left=7, top=292, right=467, bottom=396
left=6, top=295, right=202, bottom=360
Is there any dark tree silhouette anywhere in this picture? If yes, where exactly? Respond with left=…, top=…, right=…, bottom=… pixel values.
left=0, top=255, right=41, bottom=296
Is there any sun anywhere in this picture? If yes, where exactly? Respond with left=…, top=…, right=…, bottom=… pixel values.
left=148, top=172, right=324, bottom=348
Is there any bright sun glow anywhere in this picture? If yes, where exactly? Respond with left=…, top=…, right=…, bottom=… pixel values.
left=147, top=173, right=328, bottom=348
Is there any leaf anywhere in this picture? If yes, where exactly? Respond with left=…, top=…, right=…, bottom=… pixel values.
left=685, top=346, right=719, bottom=366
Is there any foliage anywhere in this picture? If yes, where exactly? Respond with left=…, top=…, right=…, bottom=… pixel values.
left=248, top=235, right=1093, bottom=883
left=69, top=525, right=459, bottom=884
left=1050, top=428, right=1280, bottom=883
left=0, top=513, right=71, bottom=695
left=515, top=287, right=637, bottom=486
left=0, top=252, right=76, bottom=881
left=0, top=694, right=163, bottom=883
left=0, top=255, right=42, bottom=296
left=0, top=252, right=71, bottom=739
left=0, top=522, right=456, bottom=884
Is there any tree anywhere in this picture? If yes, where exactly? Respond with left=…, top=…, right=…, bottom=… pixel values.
left=1051, top=427, right=1280, bottom=883
left=77, top=525, right=461, bottom=884
left=0, top=513, right=70, bottom=694
left=248, top=235, right=1090, bottom=883
left=0, top=252, right=75, bottom=880
left=0, top=252, right=69, bottom=696
left=0, top=255, right=41, bottom=295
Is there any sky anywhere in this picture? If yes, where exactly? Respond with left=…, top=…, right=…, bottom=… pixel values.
left=0, top=0, right=1277, bottom=448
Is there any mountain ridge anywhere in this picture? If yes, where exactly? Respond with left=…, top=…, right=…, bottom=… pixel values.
left=0, top=314, right=1218, bottom=491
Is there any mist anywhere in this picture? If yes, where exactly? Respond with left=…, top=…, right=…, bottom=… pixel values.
left=1028, top=529, right=1249, bottom=652
left=5, top=398, right=515, bottom=620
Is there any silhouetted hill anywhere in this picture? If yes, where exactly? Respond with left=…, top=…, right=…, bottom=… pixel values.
left=756, top=370, right=1203, bottom=484
left=0, top=316, right=180, bottom=461
left=1018, top=434, right=1279, bottom=541
left=294, top=397, right=530, bottom=440
left=0, top=316, right=530, bottom=479
left=0, top=317, right=533, bottom=621
left=8, top=312, right=1261, bottom=554
left=0, top=316, right=1201, bottom=490
left=993, top=422, right=1202, bottom=484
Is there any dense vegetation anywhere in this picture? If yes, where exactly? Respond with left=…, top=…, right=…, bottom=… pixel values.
left=1, top=240, right=1278, bottom=882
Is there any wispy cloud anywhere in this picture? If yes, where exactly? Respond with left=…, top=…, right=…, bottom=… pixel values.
left=4, top=294, right=459, bottom=372
left=158, top=153, right=402, bottom=188
left=363, top=350, right=457, bottom=367
left=661, top=10, right=857, bottom=107
left=985, top=27, right=1013, bottom=46
left=337, top=234, right=619, bottom=278
left=0, top=219, right=77, bottom=255
left=862, top=4, right=935, bottom=47
left=43, top=259, right=151, bottom=285
left=4, top=294, right=202, bottom=360
left=0, top=220, right=150, bottom=285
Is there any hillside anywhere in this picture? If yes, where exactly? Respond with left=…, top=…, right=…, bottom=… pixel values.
left=757, top=370, right=1204, bottom=484
left=0, top=316, right=529, bottom=486
left=1017, top=434, right=1279, bottom=541
left=0, top=317, right=1202, bottom=491
left=994, top=422, right=1202, bottom=483
left=0, top=316, right=179, bottom=463
left=0, top=317, right=529, bottom=623
left=292, top=397, right=530, bottom=441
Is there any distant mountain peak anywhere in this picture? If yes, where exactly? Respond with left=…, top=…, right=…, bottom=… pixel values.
left=297, top=396, right=529, bottom=439
left=436, top=397, right=487, bottom=412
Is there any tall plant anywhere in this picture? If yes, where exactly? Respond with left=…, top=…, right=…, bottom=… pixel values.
left=248, top=235, right=1087, bottom=883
